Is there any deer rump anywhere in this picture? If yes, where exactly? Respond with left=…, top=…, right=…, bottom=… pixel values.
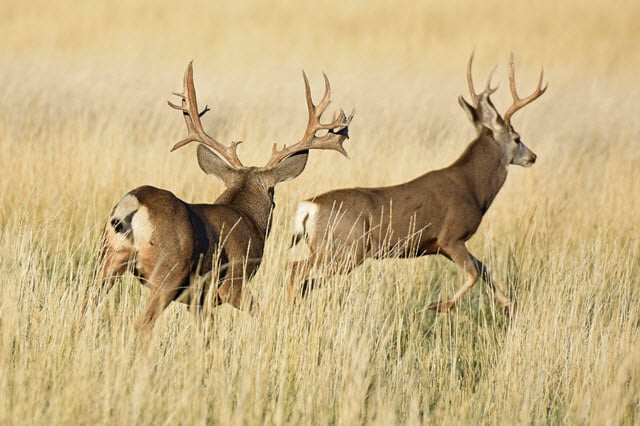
left=102, top=185, right=264, bottom=308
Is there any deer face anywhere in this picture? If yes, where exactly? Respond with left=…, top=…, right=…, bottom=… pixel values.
left=459, top=52, right=546, bottom=170
left=503, top=126, right=536, bottom=167
left=484, top=112, right=537, bottom=168
left=459, top=94, right=537, bottom=168
left=481, top=98, right=537, bottom=168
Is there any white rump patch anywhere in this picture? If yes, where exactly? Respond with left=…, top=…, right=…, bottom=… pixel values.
left=108, top=194, right=153, bottom=251
left=113, top=194, right=139, bottom=220
left=294, top=201, right=318, bottom=242
left=130, top=205, right=153, bottom=250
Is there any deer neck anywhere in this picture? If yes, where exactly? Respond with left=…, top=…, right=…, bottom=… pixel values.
left=452, top=131, right=509, bottom=213
left=215, top=187, right=273, bottom=236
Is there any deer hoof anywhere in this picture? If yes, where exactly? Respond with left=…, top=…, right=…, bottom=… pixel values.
left=427, top=300, right=456, bottom=313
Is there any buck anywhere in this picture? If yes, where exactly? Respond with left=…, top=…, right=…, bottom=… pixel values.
left=288, top=54, right=546, bottom=315
left=83, top=62, right=353, bottom=341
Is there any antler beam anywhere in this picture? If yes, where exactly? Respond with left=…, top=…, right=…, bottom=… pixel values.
left=466, top=51, right=499, bottom=107
left=503, top=54, right=548, bottom=126
left=264, top=72, right=354, bottom=168
left=168, top=62, right=244, bottom=168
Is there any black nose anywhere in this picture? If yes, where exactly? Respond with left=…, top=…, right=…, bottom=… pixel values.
left=531, top=154, right=537, bottom=164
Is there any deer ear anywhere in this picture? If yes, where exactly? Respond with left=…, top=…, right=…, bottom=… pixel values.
left=264, top=150, right=309, bottom=184
left=458, top=96, right=481, bottom=129
left=477, top=94, right=505, bottom=132
left=197, top=145, right=238, bottom=186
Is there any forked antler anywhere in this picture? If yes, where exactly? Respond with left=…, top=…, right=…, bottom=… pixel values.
left=467, top=51, right=499, bottom=107
left=264, top=72, right=354, bottom=168
left=168, top=62, right=244, bottom=168
left=503, top=54, right=547, bottom=126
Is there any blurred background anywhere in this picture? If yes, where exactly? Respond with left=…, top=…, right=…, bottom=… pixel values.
left=1, top=1, right=639, bottom=424
left=1, top=0, right=638, bottom=223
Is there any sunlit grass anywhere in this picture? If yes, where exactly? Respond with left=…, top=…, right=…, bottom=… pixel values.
left=1, top=1, right=639, bottom=424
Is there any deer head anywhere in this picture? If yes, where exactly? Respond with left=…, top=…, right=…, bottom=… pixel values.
left=85, top=63, right=354, bottom=345
left=458, top=53, right=547, bottom=168
left=168, top=63, right=354, bottom=231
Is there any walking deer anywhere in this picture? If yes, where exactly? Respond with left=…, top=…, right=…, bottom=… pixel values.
left=83, top=63, right=353, bottom=342
left=288, top=53, right=546, bottom=315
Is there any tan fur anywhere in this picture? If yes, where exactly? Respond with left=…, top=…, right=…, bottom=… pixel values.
left=288, top=54, right=546, bottom=317
left=82, top=63, right=352, bottom=346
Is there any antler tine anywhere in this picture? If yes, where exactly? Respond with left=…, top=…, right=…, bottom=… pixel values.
left=485, top=66, right=499, bottom=95
left=315, top=73, right=332, bottom=117
left=168, top=62, right=244, bottom=168
left=466, top=51, right=479, bottom=105
left=466, top=51, right=499, bottom=107
left=301, top=71, right=332, bottom=128
left=264, top=72, right=353, bottom=168
left=503, top=53, right=548, bottom=126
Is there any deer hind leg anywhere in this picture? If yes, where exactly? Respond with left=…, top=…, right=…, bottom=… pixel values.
left=134, top=254, right=191, bottom=347
left=287, top=242, right=366, bottom=303
left=474, top=257, right=514, bottom=316
left=82, top=238, right=133, bottom=316
left=216, top=265, right=259, bottom=312
left=287, top=253, right=321, bottom=302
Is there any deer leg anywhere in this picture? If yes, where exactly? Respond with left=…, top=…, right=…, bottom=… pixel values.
left=217, top=273, right=258, bottom=312
left=134, top=259, right=190, bottom=348
left=474, top=257, right=515, bottom=315
left=287, top=254, right=320, bottom=302
left=82, top=246, right=131, bottom=316
left=287, top=256, right=341, bottom=302
left=429, top=243, right=513, bottom=315
left=428, top=242, right=480, bottom=313
left=288, top=247, right=365, bottom=303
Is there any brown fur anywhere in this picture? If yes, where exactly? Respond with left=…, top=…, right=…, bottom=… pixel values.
left=82, top=64, right=352, bottom=345
left=288, top=55, right=546, bottom=316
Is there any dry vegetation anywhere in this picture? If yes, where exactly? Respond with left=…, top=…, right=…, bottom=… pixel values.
left=1, top=0, right=639, bottom=424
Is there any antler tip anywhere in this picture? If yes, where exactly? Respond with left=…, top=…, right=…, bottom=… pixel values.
left=322, top=72, right=331, bottom=94
left=170, top=141, right=185, bottom=152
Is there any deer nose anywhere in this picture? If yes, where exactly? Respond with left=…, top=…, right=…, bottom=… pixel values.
left=530, top=153, right=537, bottom=164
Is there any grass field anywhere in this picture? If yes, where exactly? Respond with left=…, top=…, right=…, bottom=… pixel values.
left=1, top=0, right=639, bottom=424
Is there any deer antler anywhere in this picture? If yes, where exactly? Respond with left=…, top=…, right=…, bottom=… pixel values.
left=503, top=53, right=547, bottom=126
left=466, top=51, right=499, bottom=107
left=168, top=62, right=244, bottom=168
left=264, top=72, right=354, bottom=168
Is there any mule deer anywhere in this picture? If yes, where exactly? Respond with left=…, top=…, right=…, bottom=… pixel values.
left=83, top=62, right=353, bottom=342
left=288, top=53, right=546, bottom=315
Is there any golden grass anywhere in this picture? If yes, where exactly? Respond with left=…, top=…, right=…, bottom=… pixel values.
left=1, top=0, right=639, bottom=424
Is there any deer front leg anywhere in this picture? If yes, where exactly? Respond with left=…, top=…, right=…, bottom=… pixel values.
left=428, top=242, right=480, bottom=313
left=428, top=242, right=513, bottom=315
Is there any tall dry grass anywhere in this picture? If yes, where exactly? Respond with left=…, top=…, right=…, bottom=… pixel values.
left=1, top=0, right=639, bottom=424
